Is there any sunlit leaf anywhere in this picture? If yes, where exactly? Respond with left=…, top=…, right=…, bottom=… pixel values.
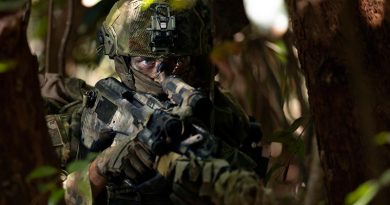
left=0, top=61, right=16, bottom=73
left=86, top=152, right=98, bottom=161
left=141, top=0, right=158, bottom=10
left=26, top=165, right=57, bottom=182
left=169, top=0, right=196, bottom=11
left=378, top=169, right=390, bottom=187
left=66, top=153, right=97, bottom=173
left=210, top=41, right=241, bottom=62
left=66, top=160, right=90, bottom=173
left=34, top=18, right=48, bottom=38
left=48, top=189, right=64, bottom=205
left=374, top=132, right=390, bottom=145
left=266, top=40, right=287, bottom=64
left=345, top=181, right=379, bottom=205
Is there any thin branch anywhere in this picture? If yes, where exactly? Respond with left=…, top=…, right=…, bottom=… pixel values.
left=45, top=0, right=54, bottom=73
left=58, top=0, right=74, bottom=76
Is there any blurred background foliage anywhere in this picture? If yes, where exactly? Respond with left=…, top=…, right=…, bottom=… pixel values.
left=26, top=0, right=320, bottom=204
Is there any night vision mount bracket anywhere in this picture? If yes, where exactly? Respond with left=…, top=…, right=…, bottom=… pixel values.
left=147, top=3, right=177, bottom=54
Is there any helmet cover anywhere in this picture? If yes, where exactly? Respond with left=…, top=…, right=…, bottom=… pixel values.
left=99, top=0, right=212, bottom=58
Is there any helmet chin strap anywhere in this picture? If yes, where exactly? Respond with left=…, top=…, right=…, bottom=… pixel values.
left=114, top=56, right=136, bottom=90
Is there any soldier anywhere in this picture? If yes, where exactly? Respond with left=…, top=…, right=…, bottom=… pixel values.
left=45, top=0, right=269, bottom=204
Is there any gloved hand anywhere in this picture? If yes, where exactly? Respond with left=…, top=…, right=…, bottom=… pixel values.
left=122, top=138, right=156, bottom=183
left=89, top=128, right=116, bottom=152
left=94, top=138, right=156, bottom=184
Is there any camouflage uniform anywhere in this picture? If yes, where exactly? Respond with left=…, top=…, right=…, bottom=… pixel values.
left=40, top=73, right=91, bottom=167
left=42, top=0, right=268, bottom=204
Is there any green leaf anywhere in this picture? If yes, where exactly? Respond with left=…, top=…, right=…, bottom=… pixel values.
left=265, top=117, right=306, bottom=159
left=345, top=181, right=379, bottom=205
left=374, top=132, right=390, bottom=145
left=86, top=152, right=98, bottom=161
left=66, top=153, right=97, bottom=173
left=26, top=165, right=57, bottom=182
left=267, top=40, right=288, bottom=64
left=294, top=139, right=305, bottom=160
left=48, top=189, right=65, bottom=205
left=0, top=61, right=16, bottom=73
left=263, top=163, right=284, bottom=186
left=169, top=0, right=196, bottom=11
left=0, top=0, right=27, bottom=11
left=266, top=132, right=305, bottom=160
left=37, top=182, right=56, bottom=192
left=66, top=160, right=90, bottom=173
left=378, top=169, right=390, bottom=187
left=141, top=0, right=157, bottom=10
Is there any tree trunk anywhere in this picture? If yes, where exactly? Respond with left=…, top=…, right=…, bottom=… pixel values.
left=0, top=3, right=60, bottom=204
left=287, top=0, right=390, bottom=204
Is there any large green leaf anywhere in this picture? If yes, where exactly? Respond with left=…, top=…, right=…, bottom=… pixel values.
left=345, top=170, right=390, bottom=205
left=345, top=181, right=378, bottom=205
left=26, top=165, right=57, bottom=182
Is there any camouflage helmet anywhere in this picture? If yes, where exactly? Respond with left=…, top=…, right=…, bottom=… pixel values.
left=97, top=0, right=212, bottom=58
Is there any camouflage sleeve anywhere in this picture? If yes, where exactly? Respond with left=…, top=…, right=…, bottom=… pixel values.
left=39, top=73, right=91, bottom=106
left=46, top=114, right=72, bottom=167
left=156, top=153, right=263, bottom=205
left=46, top=105, right=88, bottom=168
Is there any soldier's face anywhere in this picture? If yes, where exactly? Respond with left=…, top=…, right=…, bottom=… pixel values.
left=131, top=56, right=191, bottom=83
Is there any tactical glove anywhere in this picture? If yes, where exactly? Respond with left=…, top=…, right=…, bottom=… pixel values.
left=122, top=138, right=156, bottom=183
left=94, top=138, right=156, bottom=184
left=89, top=128, right=116, bottom=152
left=169, top=158, right=229, bottom=205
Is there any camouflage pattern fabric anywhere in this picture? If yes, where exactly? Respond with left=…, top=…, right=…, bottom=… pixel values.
left=41, top=74, right=91, bottom=167
left=46, top=114, right=72, bottom=167
left=213, top=86, right=250, bottom=146
left=101, top=0, right=211, bottom=58
left=166, top=155, right=262, bottom=205
left=39, top=73, right=90, bottom=108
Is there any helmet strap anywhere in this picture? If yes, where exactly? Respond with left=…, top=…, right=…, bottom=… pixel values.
left=114, top=56, right=136, bottom=90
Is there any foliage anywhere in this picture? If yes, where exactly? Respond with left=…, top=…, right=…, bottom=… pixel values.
left=269, top=40, right=288, bottom=64
left=0, top=0, right=26, bottom=11
left=0, top=61, right=16, bottom=73
left=141, top=0, right=196, bottom=11
left=66, top=153, right=98, bottom=173
left=374, top=132, right=390, bottom=145
left=26, top=165, right=57, bottom=181
left=26, top=153, right=97, bottom=205
left=345, top=169, right=390, bottom=205
left=266, top=117, right=306, bottom=160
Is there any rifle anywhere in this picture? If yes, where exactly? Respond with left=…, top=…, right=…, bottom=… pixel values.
left=80, top=76, right=214, bottom=158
